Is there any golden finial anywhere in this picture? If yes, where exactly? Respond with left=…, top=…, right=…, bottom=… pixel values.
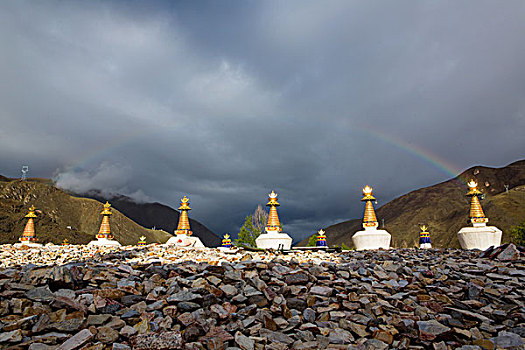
left=224, top=234, right=230, bottom=239
left=267, top=190, right=280, bottom=206
left=361, top=186, right=376, bottom=201
left=100, top=201, right=112, bottom=215
left=139, top=236, right=146, bottom=241
left=318, top=229, right=325, bottom=235
left=420, top=225, right=428, bottom=232
left=25, top=205, right=37, bottom=218
left=466, top=180, right=482, bottom=196
left=178, top=196, right=192, bottom=211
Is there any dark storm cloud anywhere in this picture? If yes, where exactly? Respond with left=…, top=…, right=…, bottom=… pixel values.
left=1, top=1, right=524, bottom=240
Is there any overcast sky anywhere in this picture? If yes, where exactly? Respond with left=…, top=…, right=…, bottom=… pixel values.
left=1, top=1, right=524, bottom=241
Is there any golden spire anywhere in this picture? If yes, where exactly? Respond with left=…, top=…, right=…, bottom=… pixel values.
left=175, top=196, right=193, bottom=235
left=97, top=202, right=113, bottom=239
left=62, top=239, right=69, bottom=246
left=100, top=202, right=112, bottom=215
left=25, top=205, right=37, bottom=218
left=466, top=180, right=488, bottom=224
left=138, top=236, right=147, bottom=246
left=361, top=186, right=378, bottom=229
left=266, top=190, right=282, bottom=232
left=20, top=206, right=38, bottom=242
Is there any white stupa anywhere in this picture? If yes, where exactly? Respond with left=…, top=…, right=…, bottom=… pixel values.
left=165, top=196, right=205, bottom=248
left=255, top=191, right=292, bottom=250
left=457, top=180, right=502, bottom=250
left=352, top=186, right=391, bottom=250
left=87, top=202, right=121, bottom=247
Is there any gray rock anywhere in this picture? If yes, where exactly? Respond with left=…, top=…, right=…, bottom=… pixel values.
left=167, top=290, right=202, bottom=303
left=26, top=286, right=55, bottom=302
left=417, top=320, right=451, bottom=341
left=497, top=244, right=521, bottom=261
left=87, top=314, right=111, bottom=326
left=0, top=329, right=22, bottom=343
left=234, top=331, right=254, bottom=350
left=57, top=329, right=94, bottom=350
left=493, top=330, right=524, bottom=349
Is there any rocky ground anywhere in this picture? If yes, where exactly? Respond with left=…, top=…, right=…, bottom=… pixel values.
left=0, top=244, right=523, bottom=350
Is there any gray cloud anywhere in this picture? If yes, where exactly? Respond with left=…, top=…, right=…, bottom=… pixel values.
left=1, top=1, right=524, bottom=241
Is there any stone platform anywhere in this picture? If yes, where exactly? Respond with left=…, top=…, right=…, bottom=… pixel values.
left=457, top=226, right=502, bottom=250
left=256, top=230, right=293, bottom=250
left=0, top=245, right=522, bottom=349
left=352, top=229, right=391, bottom=250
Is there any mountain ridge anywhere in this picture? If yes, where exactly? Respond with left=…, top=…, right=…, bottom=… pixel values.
left=79, top=191, right=221, bottom=247
left=299, top=159, right=525, bottom=248
left=0, top=176, right=219, bottom=246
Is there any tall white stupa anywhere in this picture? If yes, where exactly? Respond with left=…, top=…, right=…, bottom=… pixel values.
left=457, top=180, right=501, bottom=250
left=352, top=186, right=391, bottom=250
left=87, top=202, right=122, bottom=247
left=255, top=191, right=292, bottom=250
left=165, top=196, right=205, bottom=248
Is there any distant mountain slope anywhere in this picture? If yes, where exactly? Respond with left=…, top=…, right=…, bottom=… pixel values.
left=0, top=177, right=171, bottom=245
left=81, top=192, right=221, bottom=247
left=299, top=160, right=525, bottom=248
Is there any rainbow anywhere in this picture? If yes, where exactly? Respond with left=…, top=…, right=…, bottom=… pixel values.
left=64, top=121, right=463, bottom=184
left=355, top=124, right=462, bottom=179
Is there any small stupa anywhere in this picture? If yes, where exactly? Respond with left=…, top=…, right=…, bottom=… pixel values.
left=14, top=206, right=42, bottom=248
left=138, top=236, right=147, bottom=247
left=352, top=186, right=391, bottom=250
left=165, top=196, right=205, bottom=247
left=457, top=180, right=502, bottom=250
left=222, top=234, right=232, bottom=248
left=419, top=225, right=432, bottom=249
left=87, top=202, right=121, bottom=247
left=316, top=229, right=328, bottom=248
left=218, top=233, right=239, bottom=253
left=255, top=191, right=293, bottom=250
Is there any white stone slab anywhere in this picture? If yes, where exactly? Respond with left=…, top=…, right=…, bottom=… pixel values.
left=87, top=238, right=121, bottom=247
left=457, top=226, right=502, bottom=250
left=352, top=229, right=391, bottom=251
left=165, top=234, right=205, bottom=248
left=256, top=230, right=292, bottom=250
left=13, top=242, right=42, bottom=248
left=420, top=243, right=432, bottom=249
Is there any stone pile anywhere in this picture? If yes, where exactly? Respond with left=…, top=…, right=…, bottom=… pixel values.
left=0, top=246, right=522, bottom=350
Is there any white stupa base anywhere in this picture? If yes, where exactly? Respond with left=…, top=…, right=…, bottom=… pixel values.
left=87, top=238, right=121, bottom=247
left=256, top=230, right=292, bottom=250
left=457, top=226, right=502, bottom=250
left=420, top=243, right=432, bottom=249
left=14, top=242, right=42, bottom=248
left=218, top=247, right=240, bottom=254
left=165, top=234, right=205, bottom=248
left=352, top=228, right=391, bottom=251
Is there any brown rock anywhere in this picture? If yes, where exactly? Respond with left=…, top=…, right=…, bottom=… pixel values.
left=130, top=331, right=183, bottom=350
left=96, top=326, right=119, bottom=343
left=57, top=329, right=94, bottom=350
